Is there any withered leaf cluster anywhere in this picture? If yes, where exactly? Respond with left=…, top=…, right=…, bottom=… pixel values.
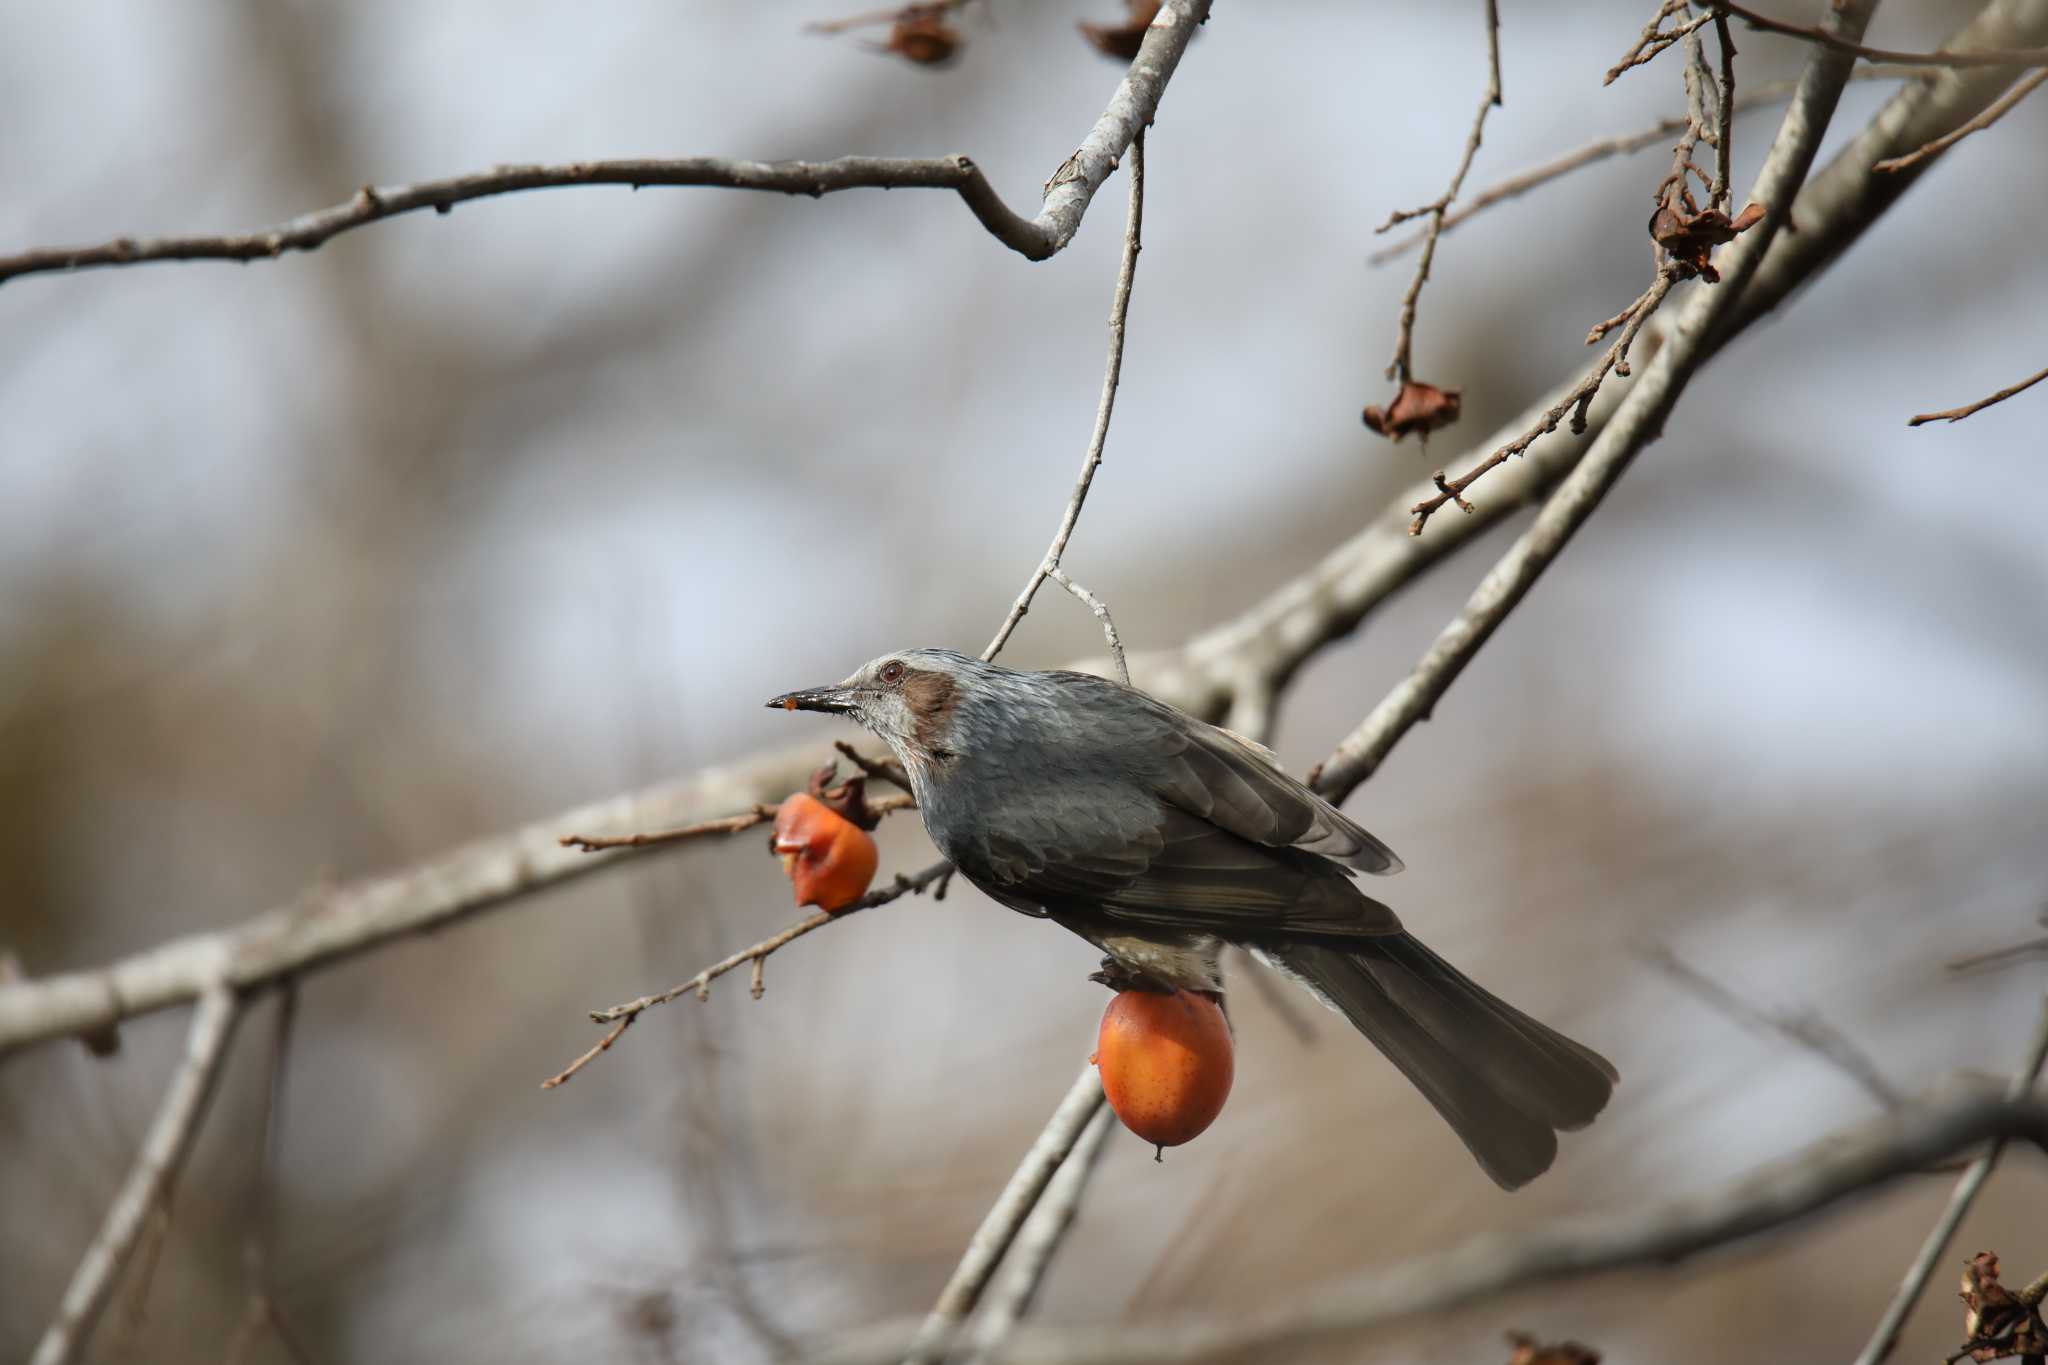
left=801, top=762, right=888, bottom=831
left=1505, top=1331, right=1602, bottom=1365
left=1363, top=378, right=1463, bottom=443
left=1957, top=1252, right=2048, bottom=1363
left=1079, top=0, right=1161, bottom=60
left=1649, top=201, right=1765, bottom=283
left=885, top=4, right=962, bottom=66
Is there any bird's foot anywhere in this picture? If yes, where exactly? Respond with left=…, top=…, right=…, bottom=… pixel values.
left=1089, top=958, right=1177, bottom=994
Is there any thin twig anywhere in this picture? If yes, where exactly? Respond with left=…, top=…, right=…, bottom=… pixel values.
left=1368, top=67, right=1917, bottom=265
left=902, top=1065, right=1109, bottom=1365
left=545, top=860, right=955, bottom=1088
left=1606, top=1, right=1715, bottom=85
left=963, top=1104, right=1118, bottom=1365
left=560, top=793, right=914, bottom=852
left=1711, top=12, right=1738, bottom=211
left=828, top=1095, right=2048, bottom=1365
left=1405, top=271, right=1676, bottom=535
left=561, top=805, right=778, bottom=852
left=1639, top=943, right=1901, bottom=1109
left=1876, top=69, right=2048, bottom=171
left=1849, top=987, right=2048, bottom=1365
left=1318, top=0, right=1876, bottom=797
left=1377, top=0, right=1503, bottom=388
left=32, top=985, right=242, bottom=1365
left=1709, top=1, right=2048, bottom=69
left=983, top=131, right=1145, bottom=664
left=1046, top=567, right=1130, bottom=686
left=835, top=741, right=915, bottom=792
left=0, top=0, right=1210, bottom=286
left=1907, top=363, right=2048, bottom=426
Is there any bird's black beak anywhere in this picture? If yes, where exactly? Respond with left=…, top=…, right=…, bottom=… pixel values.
left=766, top=686, right=856, bottom=716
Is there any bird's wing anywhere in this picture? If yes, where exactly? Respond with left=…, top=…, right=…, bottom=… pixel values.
left=977, top=800, right=1402, bottom=940
left=1154, top=710, right=1405, bottom=875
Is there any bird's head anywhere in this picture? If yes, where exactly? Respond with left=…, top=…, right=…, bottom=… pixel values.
left=766, top=648, right=987, bottom=772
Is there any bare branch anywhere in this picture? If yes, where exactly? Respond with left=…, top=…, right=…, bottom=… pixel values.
left=1376, top=0, right=1503, bottom=390
left=0, top=1, right=1208, bottom=287
left=1851, top=987, right=2048, bottom=1365
left=1877, top=68, right=2048, bottom=170
left=930, top=1095, right=2048, bottom=1365
left=985, top=132, right=1146, bottom=663
left=1710, top=11, right=1739, bottom=211
left=560, top=792, right=915, bottom=853
left=543, top=860, right=955, bottom=1087
left=1907, top=363, right=2048, bottom=426
left=903, top=1065, right=1109, bottom=1365
left=1639, top=943, right=1901, bottom=1109
left=1709, top=0, right=2048, bottom=68
left=1606, top=0, right=1716, bottom=85
left=1314, top=0, right=1878, bottom=800
left=1046, top=567, right=1130, bottom=687
left=1368, top=67, right=1919, bottom=265
left=31, top=985, right=242, bottom=1365
left=962, top=1104, right=1119, bottom=1365
left=834, top=741, right=915, bottom=792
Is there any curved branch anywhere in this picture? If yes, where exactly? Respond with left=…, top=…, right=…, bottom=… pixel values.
left=0, top=0, right=1209, bottom=286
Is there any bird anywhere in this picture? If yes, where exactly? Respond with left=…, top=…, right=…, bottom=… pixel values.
left=768, top=647, right=1616, bottom=1188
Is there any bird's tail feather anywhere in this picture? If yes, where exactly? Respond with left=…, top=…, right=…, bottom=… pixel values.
left=1258, top=935, right=1617, bottom=1190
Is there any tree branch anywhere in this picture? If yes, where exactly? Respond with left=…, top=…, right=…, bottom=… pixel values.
left=962, top=1104, right=1119, bottom=1365
left=1312, top=0, right=1881, bottom=801
left=31, top=985, right=243, bottom=1365
left=0, top=1, right=1208, bottom=286
left=1850, top=987, right=2048, bottom=1365
left=902, top=1065, right=1109, bottom=1365
left=1367, top=67, right=1920, bottom=265
left=1709, top=0, right=2048, bottom=68
left=984, top=132, right=1146, bottom=664
left=1376, top=0, right=1502, bottom=389
left=542, top=859, right=956, bottom=1089
left=1875, top=67, right=2045, bottom=171
left=1907, top=362, right=2048, bottom=426
left=917, top=1095, right=2048, bottom=1365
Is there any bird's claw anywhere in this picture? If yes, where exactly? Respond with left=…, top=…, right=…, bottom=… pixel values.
left=1089, top=959, right=1176, bottom=994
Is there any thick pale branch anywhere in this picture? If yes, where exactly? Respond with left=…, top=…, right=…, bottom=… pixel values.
left=31, top=986, right=242, bottom=1365
left=963, top=1104, right=1119, bottom=1365
left=903, top=1065, right=1109, bottom=1365
left=0, top=0, right=1208, bottom=285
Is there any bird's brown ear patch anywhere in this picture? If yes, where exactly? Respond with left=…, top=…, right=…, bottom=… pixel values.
left=900, top=668, right=958, bottom=750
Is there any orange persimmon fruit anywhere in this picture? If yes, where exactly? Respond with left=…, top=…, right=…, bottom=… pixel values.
left=771, top=792, right=878, bottom=913
left=1094, top=989, right=1234, bottom=1151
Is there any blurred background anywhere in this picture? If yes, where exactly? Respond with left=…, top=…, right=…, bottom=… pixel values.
left=3, top=1, right=2046, bottom=1361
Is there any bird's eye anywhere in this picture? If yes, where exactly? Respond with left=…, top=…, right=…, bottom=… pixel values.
left=878, top=660, right=905, bottom=686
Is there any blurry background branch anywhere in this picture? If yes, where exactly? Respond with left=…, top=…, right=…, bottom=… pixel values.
left=934, top=1092, right=2048, bottom=1365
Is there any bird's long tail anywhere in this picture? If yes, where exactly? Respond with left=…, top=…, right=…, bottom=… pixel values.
left=1258, top=934, right=1617, bottom=1189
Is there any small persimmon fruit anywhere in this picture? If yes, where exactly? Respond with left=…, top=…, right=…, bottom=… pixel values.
left=1095, top=989, right=1234, bottom=1151
left=771, top=792, right=878, bottom=912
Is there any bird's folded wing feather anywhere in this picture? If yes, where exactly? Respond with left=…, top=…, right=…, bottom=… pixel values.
left=980, top=804, right=1402, bottom=939
left=1155, top=714, right=1405, bottom=875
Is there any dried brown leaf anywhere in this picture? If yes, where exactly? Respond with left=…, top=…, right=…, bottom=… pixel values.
left=1363, top=378, right=1463, bottom=443
left=1647, top=200, right=1768, bottom=283
left=1957, top=1252, right=2048, bottom=1363
left=1505, top=1331, right=1602, bottom=1365
left=887, top=5, right=961, bottom=65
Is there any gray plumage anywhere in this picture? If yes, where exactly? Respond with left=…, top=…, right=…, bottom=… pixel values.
left=768, top=647, right=1616, bottom=1189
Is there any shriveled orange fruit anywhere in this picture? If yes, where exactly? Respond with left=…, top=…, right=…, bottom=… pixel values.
left=1094, top=989, right=1234, bottom=1150
left=771, top=792, right=878, bottom=912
